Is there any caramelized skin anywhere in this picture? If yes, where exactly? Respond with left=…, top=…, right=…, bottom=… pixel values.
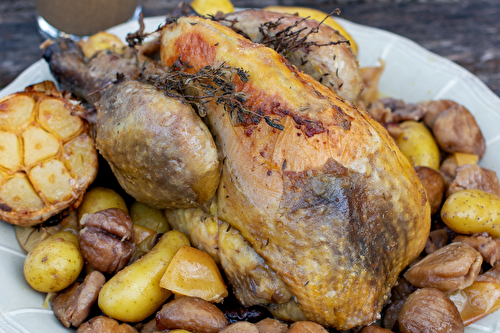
left=161, top=17, right=430, bottom=329
left=222, top=10, right=362, bottom=102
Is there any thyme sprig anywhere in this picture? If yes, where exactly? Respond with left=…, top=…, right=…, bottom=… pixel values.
left=258, top=10, right=350, bottom=59
left=141, top=59, right=284, bottom=130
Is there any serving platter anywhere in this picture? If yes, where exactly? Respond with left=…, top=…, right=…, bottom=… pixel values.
left=1, top=14, right=500, bottom=333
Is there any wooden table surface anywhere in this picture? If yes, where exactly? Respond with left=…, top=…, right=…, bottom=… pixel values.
left=1, top=0, right=499, bottom=98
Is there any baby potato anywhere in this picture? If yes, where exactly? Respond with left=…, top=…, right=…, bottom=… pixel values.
left=98, top=230, right=190, bottom=322
left=78, top=186, right=128, bottom=222
left=23, top=231, right=83, bottom=293
left=130, top=201, right=170, bottom=233
left=191, top=0, right=234, bottom=16
left=395, top=120, right=440, bottom=170
left=441, top=189, right=500, bottom=237
left=80, top=31, right=125, bottom=59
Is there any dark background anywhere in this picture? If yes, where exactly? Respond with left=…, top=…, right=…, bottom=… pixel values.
left=1, top=0, right=499, bottom=97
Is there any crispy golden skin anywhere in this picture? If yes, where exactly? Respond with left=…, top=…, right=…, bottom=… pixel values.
left=161, top=17, right=430, bottom=329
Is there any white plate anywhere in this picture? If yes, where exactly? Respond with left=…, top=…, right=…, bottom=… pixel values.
left=1, top=15, right=500, bottom=333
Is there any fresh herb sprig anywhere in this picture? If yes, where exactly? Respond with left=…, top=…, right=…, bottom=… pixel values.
left=258, top=10, right=350, bottom=59
left=141, top=59, right=284, bottom=131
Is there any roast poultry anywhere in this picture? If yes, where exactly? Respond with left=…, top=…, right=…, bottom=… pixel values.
left=161, top=16, right=430, bottom=329
left=44, top=13, right=430, bottom=330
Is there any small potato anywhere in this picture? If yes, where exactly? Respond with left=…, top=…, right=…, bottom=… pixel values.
left=160, top=246, right=228, bottom=303
left=432, top=104, right=485, bottom=157
left=191, top=0, right=234, bottom=16
left=395, top=121, right=440, bottom=170
left=24, top=231, right=83, bottom=293
left=415, top=166, right=444, bottom=215
left=80, top=32, right=125, bottom=59
left=130, top=201, right=170, bottom=233
left=98, top=230, right=190, bottom=322
left=441, top=189, right=500, bottom=237
left=78, top=186, right=128, bottom=222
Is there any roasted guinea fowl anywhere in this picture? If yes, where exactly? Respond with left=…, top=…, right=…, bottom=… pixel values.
left=44, top=39, right=220, bottom=209
left=160, top=17, right=430, bottom=329
left=44, top=15, right=430, bottom=330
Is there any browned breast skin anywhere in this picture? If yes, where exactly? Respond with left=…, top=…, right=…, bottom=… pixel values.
left=161, top=17, right=430, bottom=330
left=223, top=10, right=362, bottom=103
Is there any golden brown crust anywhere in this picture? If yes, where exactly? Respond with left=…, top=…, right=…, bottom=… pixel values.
left=161, top=17, right=430, bottom=329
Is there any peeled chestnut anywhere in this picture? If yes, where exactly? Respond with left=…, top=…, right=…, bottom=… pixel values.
left=398, top=288, right=464, bottom=333
left=79, top=208, right=135, bottom=274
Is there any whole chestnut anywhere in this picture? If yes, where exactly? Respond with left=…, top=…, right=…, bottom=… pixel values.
left=398, top=288, right=464, bottom=333
left=79, top=208, right=135, bottom=274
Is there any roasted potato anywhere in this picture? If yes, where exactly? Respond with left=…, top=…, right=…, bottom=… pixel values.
left=80, top=31, right=125, bottom=59
left=191, top=0, right=234, bottom=15
left=441, top=189, right=500, bottom=237
left=130, top=201, right=170, bottom=233
left=395, top=120, right=440, bottom=170
left=23, top=231, right=83, bottom=292
left=98, top=230, right=190, bottom=322
left=78, top=186, right=128, bottom=222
